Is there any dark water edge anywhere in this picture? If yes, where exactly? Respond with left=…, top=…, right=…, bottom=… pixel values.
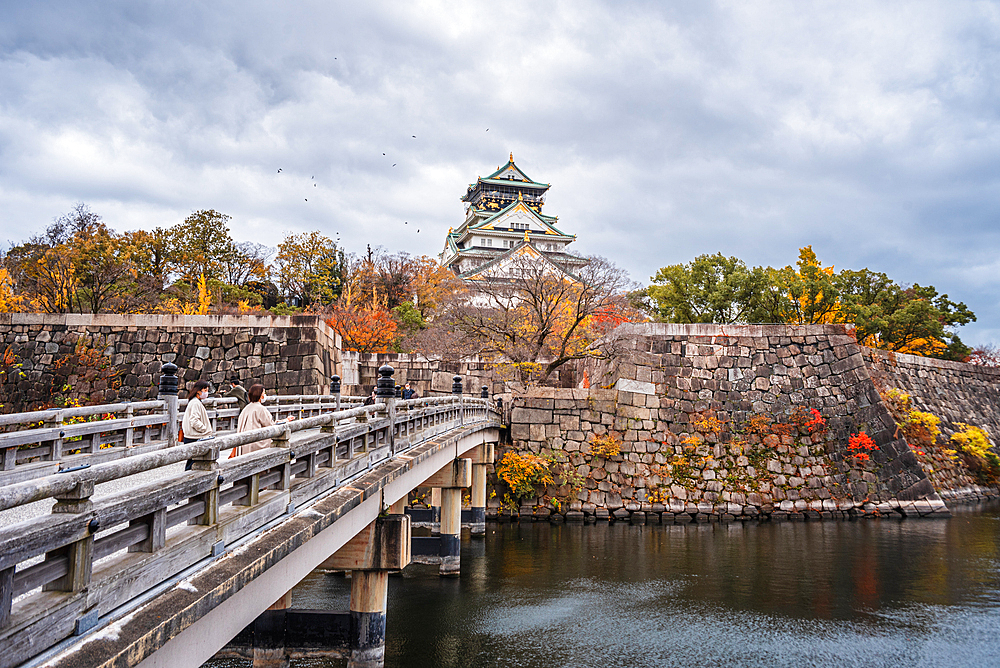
left=207, top=501, right=1000, bottom=668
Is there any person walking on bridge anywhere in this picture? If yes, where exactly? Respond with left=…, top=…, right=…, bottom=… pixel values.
left=224, top=375, right=248, bottom=411
left=181, top=380, right=214, bottom=444
left=230, top=384, right=294, bottom=457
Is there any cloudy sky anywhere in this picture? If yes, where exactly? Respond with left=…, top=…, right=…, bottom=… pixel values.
left=2, top=1, right=999, bottom=344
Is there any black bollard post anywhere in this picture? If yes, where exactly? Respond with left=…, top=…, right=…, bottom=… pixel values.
left=452, top=374, right=463, bottom=427
left=481, top=385, right=489, bottom=399
left=375, top=365, right=396, bottom=452
left=158, top=362, right=179, bottom=444
left=331, top=374, right=341, bottom=412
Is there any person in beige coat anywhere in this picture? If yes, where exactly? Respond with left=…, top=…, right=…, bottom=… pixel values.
left=230, top=384, right=293, bottom=457
left=181, top=380, right=214, bottom=443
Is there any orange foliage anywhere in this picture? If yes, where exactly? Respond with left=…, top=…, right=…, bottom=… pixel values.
left=325, top=284, right=398, bottom=353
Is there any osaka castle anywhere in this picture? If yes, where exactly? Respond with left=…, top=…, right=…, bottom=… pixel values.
left=439, top=154, right=588, bottom=280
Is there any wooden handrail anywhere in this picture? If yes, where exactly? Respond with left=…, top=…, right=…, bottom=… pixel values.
left=0, top=396, right=497, bottom=660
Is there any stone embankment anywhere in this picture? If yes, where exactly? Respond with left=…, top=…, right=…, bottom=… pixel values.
left=490, top=324, right=999, bottom=523
left=0, top=314, right=340, bottom=407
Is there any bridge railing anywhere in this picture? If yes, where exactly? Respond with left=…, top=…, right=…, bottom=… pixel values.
left=0, top=377, right=497, bottom=668
left=0, top=394, right=367, bottom=485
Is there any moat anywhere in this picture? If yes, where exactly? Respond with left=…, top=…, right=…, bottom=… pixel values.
left=210, top=502, right=1000, bottom=668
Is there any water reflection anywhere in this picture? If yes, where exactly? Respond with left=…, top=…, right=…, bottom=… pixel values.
left=209, top=503, right=1000, bottom=668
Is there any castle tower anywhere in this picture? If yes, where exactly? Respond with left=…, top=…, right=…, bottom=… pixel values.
left=439, top=154, right=587, bottom=279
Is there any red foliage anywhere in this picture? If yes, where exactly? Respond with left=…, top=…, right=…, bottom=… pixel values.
left=847, top=432, right=879, bottom=462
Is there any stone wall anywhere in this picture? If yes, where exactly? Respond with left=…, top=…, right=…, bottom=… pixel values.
left=0, top=314, right=341, bottom=409
left=340, top=352, right=504, bottom=397
left=864, top=348, right=1000, bottom=435
left=862, top=348, right=1000, bottom=504
left=498, top=324, right=999, bottom=523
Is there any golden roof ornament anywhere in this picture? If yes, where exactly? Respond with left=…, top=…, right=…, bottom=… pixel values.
left=523, top=230, right=530, bottom=242
left=509, top=152, right=514, bottom=162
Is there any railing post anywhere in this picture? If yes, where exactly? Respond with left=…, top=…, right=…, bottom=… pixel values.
left=270, top=427, right=293, bottom=492
left=189, top=444, right=220, bottom=526
left=481, top=385, right=489, bottom=399
left=0, top=565, right=12, bottom=627
left=376, top=365, right=396, bottom=453
left=452, top=375, right=463, bottom=427
left=43, top=409, right=64, bottom=463
left=45, top=480, right=95, bottom=596
left=123, top=403, right=135, bottom=450
left=331, top=374, right=342, bottom=412
left=158, top=362, right=179, bottom=444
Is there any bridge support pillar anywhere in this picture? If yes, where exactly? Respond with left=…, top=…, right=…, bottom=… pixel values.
left=424, top=458, right=471, bottom=576
left=469, top=443, right=494, bottom=536
left=348, top=570, right=388, bottom=668
left=319, top=515, right=410, bottom=666
left=430, top=487, right=441, bottom=527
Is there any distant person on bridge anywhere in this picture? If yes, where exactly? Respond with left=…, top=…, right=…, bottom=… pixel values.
left=224, top=375, right=249, bottom=411
left=402, top=382, right=417, bottom=399
left=181, top=380, right=214, bottom=444
left=230, top=383, right=294, bottom=457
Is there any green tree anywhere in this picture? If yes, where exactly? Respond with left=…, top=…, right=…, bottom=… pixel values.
left=646, top=246, right=976, bottom=361
left=759, top=246, right=841, bottom=324
left=647, top=253, right=767, bottom=323
left=837, top=272, right=975, bottom=359
left=170, top=209, right=237, bottom=284
left=273, top=232, right=346, bottom=307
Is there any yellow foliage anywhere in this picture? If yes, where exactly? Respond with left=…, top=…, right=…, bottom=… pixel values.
left=903, top=410, right=940, bottom=444
left=0, top=268, right=24, bottom=313
left=692, top=412, right=724, bottom=434
left=196, top=274, right=211, bottom=315
left=496, top=451, right=554, bottom=502
left=589, top=433, right=621, bottom=458
left=950, top=424, right=994, bottom=461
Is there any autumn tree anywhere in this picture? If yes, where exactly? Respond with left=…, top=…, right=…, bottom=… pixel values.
left=170, top=209, right=237, bottom=284
left=325, top=284, right=398, bottom=353
left=967, top=344, right=1000, bottom=367
left=449, top=253, right=635, bottom=381
left=273, top=232, right=345, bottom=307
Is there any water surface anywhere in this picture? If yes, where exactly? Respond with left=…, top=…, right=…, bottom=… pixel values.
left=223, top=503, right=1000, bottom=667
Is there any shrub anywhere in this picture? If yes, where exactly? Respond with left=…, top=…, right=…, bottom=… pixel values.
left=589, top=433, right=621, bottom=458
left=847, top=432, right=879, bottom=462
left=950, top=423, right=1000, bottom=484
left=903, top=410, right=940, bottom=446
left=496, top=452, right=554, bottom=503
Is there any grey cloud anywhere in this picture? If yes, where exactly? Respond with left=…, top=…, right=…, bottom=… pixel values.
left=2, top=1, right=1000, bottom=343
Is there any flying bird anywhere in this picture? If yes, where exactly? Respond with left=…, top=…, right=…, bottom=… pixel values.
left=311, top=176, right=314, bottom=179
left=277, top=168, right=282, bottom=173
left=486, top=128, right=489, bottom=131
left=305, top=198, right=308, bottom=201
left=412, top=135, right=416, bottom=138
left=314, top=183, right=317, bottom=186
left=416, top=229, right=420, bottom=233
left=382, top=153, right=386, bottom=155
left=392, top=163, right=396, bottom=167
left=404, top=221, right=408, bottom=224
